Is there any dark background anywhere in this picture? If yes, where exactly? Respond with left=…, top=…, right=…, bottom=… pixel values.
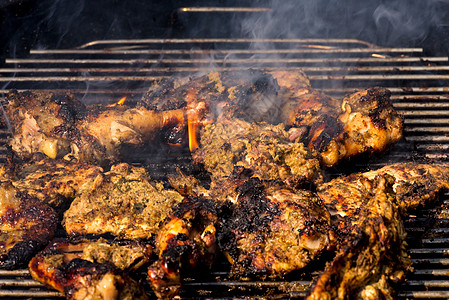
left=1, top=0, right=449, bottom=59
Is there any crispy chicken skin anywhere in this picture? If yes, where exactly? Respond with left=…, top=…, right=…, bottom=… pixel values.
left=0, top=181, right=57, bottom=269
left=0, top=154, right=103, bottom=210
left=192, top=117, right=323, bottom=188
left=29, top=238, right=151, bottom=300
left=278, top=84, right=403, bottom=167
left=4, top=90, right=186, bottom=165
left=318, top=163, right=449, bottom=219
left=307, top=175, right=411, bottom=300
left=63, top=163, right=183, bottom=240
left=218, top=178, right=331, bottom=278
left=5, top=90, right=85, bottom=160
left=363, top=162, right=449, bottom=210
left=148, top=197, right=220, bottom=299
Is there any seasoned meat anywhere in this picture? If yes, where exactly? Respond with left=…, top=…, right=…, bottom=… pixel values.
left=4, top=90, right=85, bottom=160
left=318, top=163, right=449, bottom=221
left=192, top=117, right=323, bottom=189
left=141, top=70, right=402, bottom=167
left=0, top=181, right=57, bottom=269
left=219, top=178, right=331, bottom=278
left=141, top=70, right=282, bottom=124
left=307, top=175, right=411, bottom=300
left=0, top=154, right=103, bottom=210
left=29, top=238, right=151, bottom=300
left=279, top=82, right=403, bottom=167
left=63, top=163, right=183, bottom=239
left=4, top=90, right=186, bottom=165
left=310, top=163, right=449, bottom=299
left=148, top=197, right=220, bottom=298
left=363, top=162, right=449, bottom=210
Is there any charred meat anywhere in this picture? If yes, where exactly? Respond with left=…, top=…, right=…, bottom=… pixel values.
left=307, top=175, right=411, bottom=300
left=141, top=70, right=403, bottom=167
left=4, top=90, right=186, bottom=165
left=29, top=238, right=151, bottom=300
left=318, top=163, right=449, bottom=221
left=0, top=154, right=103, bottom=210
left=63, top=163, right=184, bottom=240
left=219, top=178, right=331, bottom=278
left=0, top=181, right=57, bottom=269
left=148, top=197, right=220, bottom=298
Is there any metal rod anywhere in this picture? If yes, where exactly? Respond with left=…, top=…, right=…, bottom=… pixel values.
left=75, top=38, right=379, bottom=49
left=4, top=65, right=449, bottom=74
left=7, top=57, right=447, bottom=65
left=178, top=7, right=272, bottom=12
left=29, top=47, right=423, bottom=55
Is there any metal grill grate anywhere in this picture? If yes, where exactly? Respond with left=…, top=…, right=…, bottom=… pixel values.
left=0, top=38, right=449, bottom=298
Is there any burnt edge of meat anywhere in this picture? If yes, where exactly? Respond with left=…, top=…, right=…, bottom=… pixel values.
left=7, top=90, right=87, bottom=124
left=217, top=178, right=280, bottom=264
left=363, top=87, right=393, bottom=130
left=0, top=191, right=58, bottom=269
left=160, top=196, right=221, bottom=265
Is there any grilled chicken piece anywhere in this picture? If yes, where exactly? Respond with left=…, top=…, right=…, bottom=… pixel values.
left=0, top=154, right=103, bottom=210
left=4, top=90, right=186, bottom=165
left=29, top=238, right=151, bottom=300
left=307, top=174, right=411, bottom=300
left=4, top=90, right=85, bottom=160
left=318, top=163, right=449, bottom=222
left=310, top=163, right=449, bottom=299
left=218, top=178, right=331, bottom=278
left=192, top=117, right=323, bottom=189
left=148, top=197, right=220, bottom=298
left=0, top=181, right=57, bottom=269
left=277, top=79, right=403, bottom=167
left=63, top=163, right=183, bottom=239
left=141, top=70, right=281, bottom=125
left=363, top=162, right=449, bottom=210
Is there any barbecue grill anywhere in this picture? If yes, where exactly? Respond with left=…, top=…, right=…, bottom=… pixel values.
left=0, top=36, right=448, bottom=299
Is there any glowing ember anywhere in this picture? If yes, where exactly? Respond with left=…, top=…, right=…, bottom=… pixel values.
left=371, top=53, right=387, bottom=59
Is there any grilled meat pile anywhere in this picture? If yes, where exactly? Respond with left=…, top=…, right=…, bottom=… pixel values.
left=0, top=68, right=446, bottom=300
left=141, top=69, right=403, bottom=167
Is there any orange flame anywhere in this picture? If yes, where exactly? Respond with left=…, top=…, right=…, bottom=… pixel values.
left=117, top=96, right=127, bottom=105
left=188, top=119, right=199, bottom=152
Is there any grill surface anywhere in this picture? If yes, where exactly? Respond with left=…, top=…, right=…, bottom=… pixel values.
left=1, top=38, right=449, bottom=298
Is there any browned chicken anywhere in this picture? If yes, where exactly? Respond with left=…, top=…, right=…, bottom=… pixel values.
left=192, top=116, right=323, bottom=189
left=0, top=181, right=57, bottom=269
left=63, top=163, right=184, bottom=240
left=307, top=174, right=411, bottom=300
left=148, top=197, right=220, bottom=298
left=141, top=70, right=403, bottom=167
left=363, top=162, right=449, bottom=210
left=218, top=178, right=331, bottom=278
left=0, top=154, right=103, bottom=210
left=4, top=90, right=186, bottom=165
left=318, top=163, right=449, bottom=222
left=29, top=238, right=151, bottom=300
left=308, top=163, right=449, bottom=299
